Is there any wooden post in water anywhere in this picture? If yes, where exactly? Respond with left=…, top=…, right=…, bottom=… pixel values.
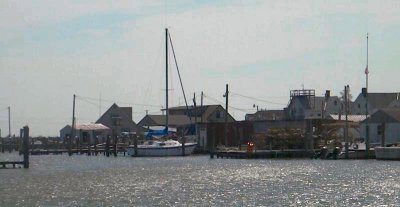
left=94, top=136, right=98, bottom=156
left=181, top=130, right=186, bottom=156
left=23, top=126, right=29, bottom=168
left=381, top=122, right=386, bottom=147
left=133, top=134, right=138, bottom=157
left=105, top=135, right=110, bottom=157
left=210, top=126, right=215, bottom=159
left=113, top=135, right=117, bottom=157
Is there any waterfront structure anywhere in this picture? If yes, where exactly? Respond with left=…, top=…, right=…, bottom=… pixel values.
left=284, top=90, right=341, bottom=120
left=96, top=103, right=140, bottom=136
left=60, top=123, right=110, bottom=143
left=245, top=110, right=284, bottom=121
left=351, top=90, right=400, bottom=115
left=360, top=108, right=400, bottom=145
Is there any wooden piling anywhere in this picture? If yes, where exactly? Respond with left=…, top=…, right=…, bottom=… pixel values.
left=113, top=135, right=117, bottom=157
left=94, top=137, right=98, bottom=156
left=181, top=131, right=185, bottom=156
left=23, top=126, right=29, bottom=168
left=105, top=136, right=110, bottom=157
left=133, top=134, right=138, bottom=157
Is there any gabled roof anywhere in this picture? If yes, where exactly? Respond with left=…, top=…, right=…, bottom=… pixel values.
left=328, top=114, right=368, bottom=122
left=354, top=93, right=400, bottom=109
left=363, top=108, right=400, bottom=123
left=61, top=123, right=110, bottom=132
left=367, top=93, right=399, bottom=109
left=168, top=104, right=235, bottom=122
left=245, top=110, right=284, bottom=121
left=138, top=114, right=192, bottom=127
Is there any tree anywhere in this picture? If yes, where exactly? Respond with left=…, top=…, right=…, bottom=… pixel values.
left=340, top=87, right=353, bottom=102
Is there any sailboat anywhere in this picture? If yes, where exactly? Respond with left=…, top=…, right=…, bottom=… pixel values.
left=127, top=28, right=197, bottom=157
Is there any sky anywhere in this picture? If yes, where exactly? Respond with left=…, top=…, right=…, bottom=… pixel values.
left=1, top=0, right=400, bottom=136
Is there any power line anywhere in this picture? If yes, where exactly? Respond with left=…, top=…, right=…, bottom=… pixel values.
left=75, top=94, right=161, bottom=108
left=230, top=91, right=287, bottom=105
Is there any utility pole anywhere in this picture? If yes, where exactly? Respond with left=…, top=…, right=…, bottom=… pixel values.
left=69, top=94, right=76, bottom=156
left=344, top=85, right=349, bottom=159
left=7, top=106, right=11, bottom=138
left=200, top=91, right=204, bottom=123
left=193, top=93, right=198, bottom=143
left=224, top=84, right=229, bottom=146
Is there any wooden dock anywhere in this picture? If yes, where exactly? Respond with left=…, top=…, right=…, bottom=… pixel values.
left=212, top=149, right=314, bottom=159
left=0, top=161, right=25, bottom=169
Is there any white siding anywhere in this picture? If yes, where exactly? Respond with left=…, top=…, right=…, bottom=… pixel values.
left=360, top=122, right=400, bottom=144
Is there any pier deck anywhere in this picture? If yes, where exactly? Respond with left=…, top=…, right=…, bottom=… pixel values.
left=0, top=161, right=25, bottom=169
left=212, top=149, right=314, bottom=159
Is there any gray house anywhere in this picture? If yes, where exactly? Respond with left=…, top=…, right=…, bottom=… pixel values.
left=138, top=104, right=236, bottom=129
left=352, top=90, right=400, bottom=115
left=245, top=110, right=284, bottom=121
left=96, top=103, right=140, bottom=136
left=285, top=89, right=341, bottom=120
left=360, top=108, right=400, bottom=145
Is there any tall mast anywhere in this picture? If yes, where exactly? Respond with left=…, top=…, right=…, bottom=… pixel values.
left=165, top=28, right=169, bottom=133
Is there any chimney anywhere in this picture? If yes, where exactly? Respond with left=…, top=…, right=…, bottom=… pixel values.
left=325, top=90, right=330, bottom=100
left=362, top=88, right=367, bottom=97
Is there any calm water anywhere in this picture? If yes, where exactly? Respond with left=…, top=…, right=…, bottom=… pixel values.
left=1, top=152, right=399, bottom=207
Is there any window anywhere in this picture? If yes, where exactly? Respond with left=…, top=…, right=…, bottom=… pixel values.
left=216, top=111, right=221, bottom=118
left=377, top=125, right=383, bottom=135
left=358, top=104, right=361, bottom=108
left=334, top=100, right=337, bottom=106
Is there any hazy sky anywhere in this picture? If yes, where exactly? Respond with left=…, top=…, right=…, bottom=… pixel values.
left=1, top=0, right=400, bottom=136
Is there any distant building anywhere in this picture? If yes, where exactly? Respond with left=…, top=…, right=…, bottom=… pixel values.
left=138, top=104, right=236, bottom=129
left=96, top=103, right=140, bottom=135
left=352, top=89, right=400, bottom=115
left=245, top=110, right=284, bottom=121
left=59, top=123, right=110, bottom=143
left=360, top=108, right=400, bottom=145
left=285, top=89, right=341, bottom=120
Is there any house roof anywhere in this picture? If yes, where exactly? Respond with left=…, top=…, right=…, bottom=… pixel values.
left=367, top=93, right=400, bottom=109
left=62, top=123, right=110, bottom=131
left=139, top=114, right=192, bottom=127
left=363, top=108, right=400, bottom=123
left=245, top=110, right=284, bottom=121
left=329, top=114, right=368, bottom=122
left=168, top=104, right=235, bottom=122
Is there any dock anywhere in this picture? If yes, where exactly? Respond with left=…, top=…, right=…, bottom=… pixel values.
left=212, top=149, right=314, bottom=159
left=0, top=161, right=25, bottom=169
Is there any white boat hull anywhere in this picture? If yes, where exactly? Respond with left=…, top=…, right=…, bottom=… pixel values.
left=127, top=143, right=197, bottom=157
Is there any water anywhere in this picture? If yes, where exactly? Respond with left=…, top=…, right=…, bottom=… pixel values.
left=1, top=153, right=399, bottom=206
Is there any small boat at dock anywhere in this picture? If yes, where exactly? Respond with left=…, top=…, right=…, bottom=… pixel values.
left=127, top=140, right=196, bottom=157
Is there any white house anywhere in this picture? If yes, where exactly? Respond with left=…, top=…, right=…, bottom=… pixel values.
left=360, top=108, right=400, bottom=145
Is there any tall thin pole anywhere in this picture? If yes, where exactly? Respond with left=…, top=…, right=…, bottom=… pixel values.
left=99, top=93, right=102, bottom=118
left=8, top=106, right=11, bottom=138
left=344, top=85, right=349, bottom=159
left=365, top=33, right=370, bottom=158
left=69, top=94, right=76, bottom=156
left=224, top=84, right=229, bottom=146
left=165, top=28, right=169, bottom=133
left=201, top=91, right=204, bottom=123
